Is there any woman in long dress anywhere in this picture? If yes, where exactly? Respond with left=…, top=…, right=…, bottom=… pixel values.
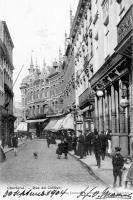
left=0, top=140, right=6, bottom=162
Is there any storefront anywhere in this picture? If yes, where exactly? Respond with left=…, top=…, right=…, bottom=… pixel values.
left=78, top=88, right=95, bottom=135
left=26, top=118, right=48, bottom=138
left=90, top=53, right=131, bottom=156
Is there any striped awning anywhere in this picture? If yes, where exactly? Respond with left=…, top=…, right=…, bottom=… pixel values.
left=51, top=118, right=65, bottom=131
left=44, top=119, right=58, bottom=130
left=60, top=113, right=74, bottom=130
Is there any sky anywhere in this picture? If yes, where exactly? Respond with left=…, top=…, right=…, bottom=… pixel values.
left=0, top=0, right=78, bottom=102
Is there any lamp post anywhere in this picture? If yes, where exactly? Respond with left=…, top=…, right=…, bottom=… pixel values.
left=95, top=87, right=104, bottom=132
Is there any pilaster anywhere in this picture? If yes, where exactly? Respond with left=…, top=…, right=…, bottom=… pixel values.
left=94, top=96, right=99, bottom=130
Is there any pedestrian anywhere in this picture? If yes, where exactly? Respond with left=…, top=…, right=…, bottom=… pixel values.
left=46, top=134, right=51, bottom=148
left=93, top=129, right=101, bottom=168
left=62, top=138, right=69, bottom=159
left=72, top=134, right=77, bottom=155
left=77, top=131, right=85, bottom=159
left=0, top=140, right=6, bottom=162
left=12, top=134, right=18, bottom=156
left=67, top=131, right=72, bottom=151
left=125, top=160, right=133, bottom=188
left=112, top=147, right=124, bottom=187
left=100, top=131, right=108, bottom=160
left=85, top=131, right=93, bottom=156
left=106, top=129, right=112, bottom=154
left=56, top=140, right=64, bottom=159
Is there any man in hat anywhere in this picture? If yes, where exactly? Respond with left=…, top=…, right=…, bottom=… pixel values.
left=93, top=129, right=101, bottom=168
left=112, top=147, right=124, bottom=187
left=77, top=130, right=85, bottom=159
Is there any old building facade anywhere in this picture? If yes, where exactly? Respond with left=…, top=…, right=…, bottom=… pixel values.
left=89, top=0, right=133, bottom=156
left=0, top=21, right=15, bottom=147
left=64, top=0, right=133, bottom=155
left=20, top=0, right=133, bottom=156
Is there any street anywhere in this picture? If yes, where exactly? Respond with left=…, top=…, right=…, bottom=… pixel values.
left=0, top=139, right=102, bottom=187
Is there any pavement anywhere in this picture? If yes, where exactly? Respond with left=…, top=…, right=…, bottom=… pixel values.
left=4, top=138, right=132, bottom=188
left=0, top=139, right=102, bottom=188
left=3, top=138, right=27, bottom=153
left=69, top=150, right=132, bottom=188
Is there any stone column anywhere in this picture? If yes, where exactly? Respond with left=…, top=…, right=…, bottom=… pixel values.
left=104, top=90, right=109, bottom=130
left=115, top=87, right=119, bottom=133
left=95, top=96, right=99, bottom=130
left=99, top=97, right=104, bottom=133
left=111, top=84, right=116, bottom=133
left=119, top=80, right=128, bottom=156
left=108, top=90, right=112, bottom=130
left=129, top=64, right=133, bottom=157
left=111, top=84, right=119, bottom=151
left=103, top=95, right=105, bottom=132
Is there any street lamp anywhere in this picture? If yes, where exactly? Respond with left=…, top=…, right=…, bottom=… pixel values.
left=119, top=81, right=130, bottom=109
left=96, top=89, right=104, bottom=97
left=96, top=85, right=104, bottom=97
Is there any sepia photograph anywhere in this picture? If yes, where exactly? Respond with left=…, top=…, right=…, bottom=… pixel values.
left=0, top=0, right=133, bottom=199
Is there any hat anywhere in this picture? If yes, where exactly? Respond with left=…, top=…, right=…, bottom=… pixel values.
left=115, top=147, right=121, bottom=152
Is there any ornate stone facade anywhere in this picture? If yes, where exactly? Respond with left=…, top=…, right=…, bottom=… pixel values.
left=20, top=58, right=64, bottom=121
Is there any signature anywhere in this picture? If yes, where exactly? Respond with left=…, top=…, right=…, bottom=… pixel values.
left=77, top=186, right=133, bottom=199
left=3, top=188, right=68, bottom=198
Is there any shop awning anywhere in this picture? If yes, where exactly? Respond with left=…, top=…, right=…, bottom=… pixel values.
left=60, top=113, right=74, bottom=130
left=44, top=119, right=58, bottom=130
left=51, top=118, right=65, bottom=131
left=26, top=119, right=47, bottom=123
left=16, top=122, right=27, bottom=132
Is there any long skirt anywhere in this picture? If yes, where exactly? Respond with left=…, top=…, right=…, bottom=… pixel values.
left=77, top=143, right=84, bottom=158
left=126, top=162, right=133, bottom=181
left=0, top=147, right=6, bottom=162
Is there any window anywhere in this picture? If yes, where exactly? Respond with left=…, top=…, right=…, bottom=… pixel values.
left=37, top=105, right=40, bottom=114
left=104, top=26, right=110, bottom=59
left=102, top=0, right=109, bottom=26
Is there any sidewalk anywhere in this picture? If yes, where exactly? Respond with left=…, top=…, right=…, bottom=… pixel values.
left=69, top=150, right=132, bottom=187
left=3, top=138, right=26, bottom=154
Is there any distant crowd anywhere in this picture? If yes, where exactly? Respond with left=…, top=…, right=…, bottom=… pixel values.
left=46, top=129, right=112, bottom=167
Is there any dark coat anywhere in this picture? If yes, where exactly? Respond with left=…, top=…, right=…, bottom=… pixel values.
left=12, top=136, right=18, bottom=148
left=62, top=141, right=68, bottom=153
left=93, top=135, right=101, bottom=152
left=85, top=133, right=93, bottom=145
left=0, top=146, right=6, bottom=162
left=112, top=153, right=124, bottom=177
left=112, top=153, right=124, bottom=170
left=56, top=143, right=64, bottom=155
left=100, top=134, right=107, bottom=151
left=77, top=134, right=84, bottom=157
left=72, top=136, right=77, bottom=148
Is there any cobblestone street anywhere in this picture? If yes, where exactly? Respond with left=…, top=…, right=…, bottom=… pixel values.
left=0, top=139, right=102, bottom=188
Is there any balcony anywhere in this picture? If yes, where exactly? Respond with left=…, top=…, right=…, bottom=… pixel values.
left=116, top=5, right=133, bottom=59
left=79, top=87, right=95, bottom=109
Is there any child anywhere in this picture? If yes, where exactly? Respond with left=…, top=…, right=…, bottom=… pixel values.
left=56, top=140, right=63, bottom=159
left=112, top=147, right=124, bottom=187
